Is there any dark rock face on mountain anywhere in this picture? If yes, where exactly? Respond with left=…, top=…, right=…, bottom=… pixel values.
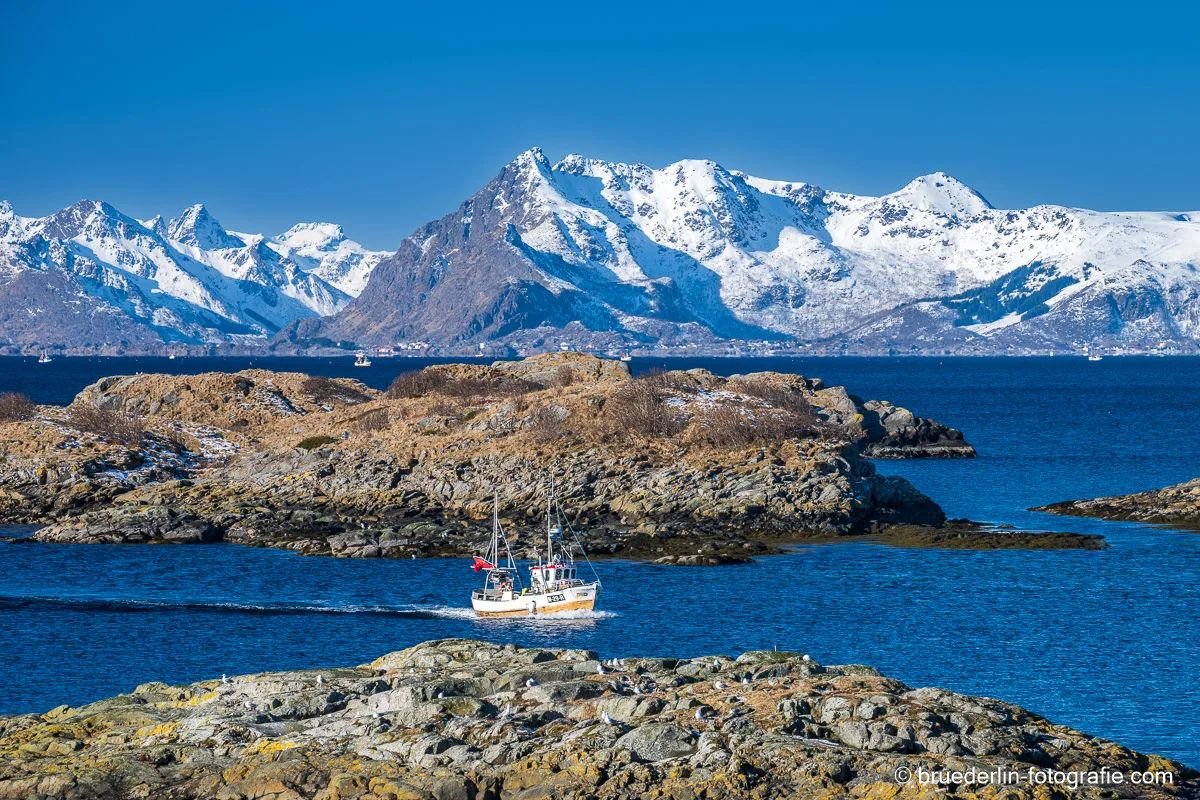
left=284, top=151, right=760, bottom=352
left=1036, top=478, right=1200, bottom=529
left=0, top=639, right=1192, bottom=799
left=0, top=355, right=1021, bottom=560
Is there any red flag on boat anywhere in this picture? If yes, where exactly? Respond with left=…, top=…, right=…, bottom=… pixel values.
left=472, top=556, right=495, bottom=573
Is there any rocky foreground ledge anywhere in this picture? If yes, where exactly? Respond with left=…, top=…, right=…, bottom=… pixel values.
left=1036, top=478, right=1200, bottom=531
left=0, top=353, right=1098, bottom=562
left=0, top=639, right=1192, bottom=800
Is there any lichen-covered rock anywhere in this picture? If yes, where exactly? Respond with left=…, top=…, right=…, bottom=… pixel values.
left=0, top=639, right=1192, bottom=799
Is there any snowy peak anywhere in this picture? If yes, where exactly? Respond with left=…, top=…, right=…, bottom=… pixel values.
left=274, top=222, right=347, bottom=252
left=142, top=214, right=168, bottom=237
left=168, top=204, right=245, bottom=250
left=885, top=172, right=992, bottom=218
left=267, top=221, right=386, bottom=297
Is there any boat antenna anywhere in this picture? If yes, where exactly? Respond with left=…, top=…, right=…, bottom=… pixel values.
left=552, top=490, right=602, bottom=588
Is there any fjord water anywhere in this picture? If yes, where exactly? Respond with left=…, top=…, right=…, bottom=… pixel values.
left=1, top=356, right=1198, bottom=765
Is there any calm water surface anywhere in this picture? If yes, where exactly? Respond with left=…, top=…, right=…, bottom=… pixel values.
left=1, top=356, right=1198, bottom=764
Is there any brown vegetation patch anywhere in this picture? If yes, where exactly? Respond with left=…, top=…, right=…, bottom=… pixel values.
left=66, top=404, right=146, bottom=445
left=0, top=392, right=35, bottom=422
left=301, top=376, right=370, bottom=406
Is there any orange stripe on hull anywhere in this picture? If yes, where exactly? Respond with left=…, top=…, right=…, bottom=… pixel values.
left=474, top=598, right=597, bottom=618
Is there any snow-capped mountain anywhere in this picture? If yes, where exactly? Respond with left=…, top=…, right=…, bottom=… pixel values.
left=269, top=223, right=386, bottom=296
left=294, top=148, right=1200, bottom=353
left=0, top=200, right=386, bottom=351
left=7, top=149, right=1200, bottom=354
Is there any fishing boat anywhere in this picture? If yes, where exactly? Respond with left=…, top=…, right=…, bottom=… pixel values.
left=37, top=350, right=52, bottom=364
left=353, top=351, right=372, bottom=367
left=471, top=488, right=601, bottom=617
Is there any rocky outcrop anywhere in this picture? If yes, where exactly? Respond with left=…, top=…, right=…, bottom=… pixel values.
left=873, top=522, right=1106, bottom=550
left=3, top=354, right=993, bottom=560
left=1036, top=478, right=1200, bottom=530
left=0, top=639, right=1192, bottom=799
left=857, top=400, right=975, bottom=458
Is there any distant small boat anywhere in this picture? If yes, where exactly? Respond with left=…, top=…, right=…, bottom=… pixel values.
left=37, top=350, right=52, bottom=364
left=559, top=342, right=571, bottom=352
left=354, top=351, right=372, bottom=367
left=619, top=352, right=632, bottom=363
left=1087, top=354, right=1102, bottom=362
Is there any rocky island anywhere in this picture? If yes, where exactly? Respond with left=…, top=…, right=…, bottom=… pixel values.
left=0, top=354, right=1101, bottom=560
left=1036, top=478, right=1200, bottom=530
left=0, top=638, right=1192, bottom=799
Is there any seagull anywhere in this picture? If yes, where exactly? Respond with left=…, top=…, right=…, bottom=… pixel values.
left=221, top=673, right=229, bottom=685
left=316, top=675, right=324, bottom=686
left=243, top=701, right=252, bottom=710
left=802, top=654, right=812, bottom=663
left=525, top=678, right=537, bottom=687
left=436, top=691, right=445, bottom=699
left=713, top=681, right=728, bottom=690
left=695, top=708, right=708, bottom=721
left=741, top=676, right=751, bottom=686
left=601, top=711, right=615, bottom=725
left=597, top=664, right=607, bottom=674
left=500, top=704, right=514, bottom=720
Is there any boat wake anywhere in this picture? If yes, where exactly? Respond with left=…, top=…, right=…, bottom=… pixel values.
left=0, top=595, right=493, bottom=621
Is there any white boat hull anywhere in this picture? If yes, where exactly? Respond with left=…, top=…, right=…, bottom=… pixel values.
left=472, top=582, right=599, bottom=617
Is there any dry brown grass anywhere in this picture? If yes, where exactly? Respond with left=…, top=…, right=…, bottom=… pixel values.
left=67, top=404, right=146, bottom=445
left=599, top=371, right=684, bottom=440
left=686, top=403, right=819, bottom=449
left=354, top=408, right=390, bottom=432
left=525, top=405, right=571, bottom=444
left=301, top=376, right=370, bottom=406
left=387, top=368, right=538, bottom=403
left=0, top=392, right=35, bottom=422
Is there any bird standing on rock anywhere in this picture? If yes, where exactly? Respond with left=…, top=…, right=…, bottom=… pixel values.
left=525, top=678, right=537, bottom=687
left=601, top=711, right=615, bottom=725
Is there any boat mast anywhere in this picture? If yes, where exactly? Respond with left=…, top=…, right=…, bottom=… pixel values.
left=546, top=478, right=555, bottom=565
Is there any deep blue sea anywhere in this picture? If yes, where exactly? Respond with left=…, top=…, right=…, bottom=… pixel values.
left=1, top=356, right=1198, bottom=765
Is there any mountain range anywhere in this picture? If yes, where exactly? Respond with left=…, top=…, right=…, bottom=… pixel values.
left=5, top=148, right=1200, bottom=354
left=0, top=200, right=384, bottom=352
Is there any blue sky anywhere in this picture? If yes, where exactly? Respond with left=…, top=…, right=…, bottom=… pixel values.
left=2, top=0, right=1198, bottom=249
